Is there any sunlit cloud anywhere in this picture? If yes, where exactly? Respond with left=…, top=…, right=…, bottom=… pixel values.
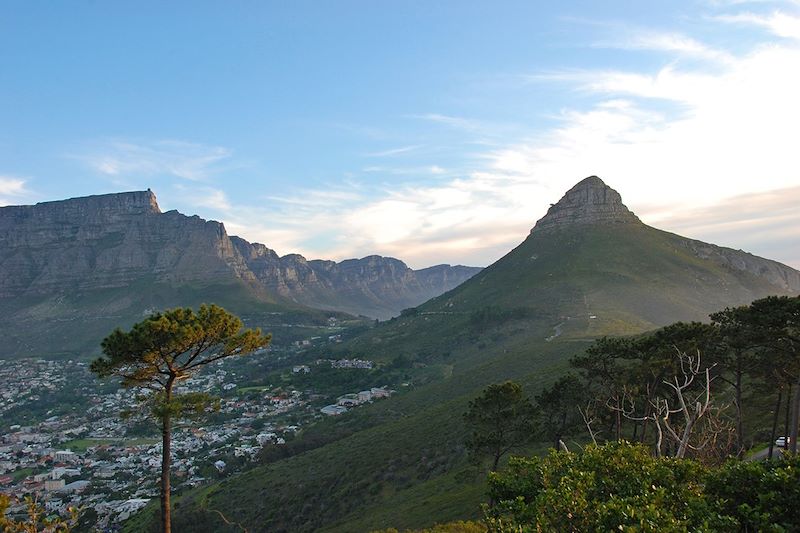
left=0, top=175, right=32, bottom=206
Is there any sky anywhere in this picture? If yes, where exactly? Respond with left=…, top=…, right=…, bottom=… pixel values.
left=1, top=1, right=799, bottom=269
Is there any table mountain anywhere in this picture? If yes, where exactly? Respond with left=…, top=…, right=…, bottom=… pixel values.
left=0, top=190, right=479, bottom=358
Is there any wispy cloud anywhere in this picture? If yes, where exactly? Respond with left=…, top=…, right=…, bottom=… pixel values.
left=408, top=113, right=483, bottom=132
left=72, top=139, right=233, bottom=181
left=715, top=10, right=800, bottom=38
left=595, top=31, right=734, bottom=63
left=364, top=145, right=423, bottom=157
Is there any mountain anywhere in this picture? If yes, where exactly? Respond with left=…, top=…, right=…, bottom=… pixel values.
left=0, top=191, right=479, bottom=358
left=230, top=237, right=480, bottom=319
left=158, top=176, right=800, bottom=533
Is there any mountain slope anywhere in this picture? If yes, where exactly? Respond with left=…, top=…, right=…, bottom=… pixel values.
left=160, top=176, right=800, bottom=533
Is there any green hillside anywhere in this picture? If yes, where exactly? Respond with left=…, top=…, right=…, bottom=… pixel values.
left=0, top=278, right=344, bottom=359
left=129, top=178, right=799, bottom=532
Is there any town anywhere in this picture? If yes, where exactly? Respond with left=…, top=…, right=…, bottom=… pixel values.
left=0, top=348, right=393, bottom=530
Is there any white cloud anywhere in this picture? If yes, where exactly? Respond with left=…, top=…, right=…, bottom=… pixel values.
left=170, top=184, right=232, bottom=211
left=73, top=139, right=232, bottom=181
left=716, top=11, right=800, bottom=38
left=596, top=31, right=734, bottom=63
left=0, top=175, right=32, bottom=206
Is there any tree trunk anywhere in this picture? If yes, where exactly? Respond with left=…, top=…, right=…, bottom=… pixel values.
left=734, top=368, right=744, bottom=456
left=785, top=384, right=792, bottom=450
left=791, top=377, right=800, bottom=454
left=768, top=389, right=782, bottom=460
left=161, top=379, right=175, bottom=533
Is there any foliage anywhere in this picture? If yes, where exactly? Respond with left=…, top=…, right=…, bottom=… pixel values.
left=485, top=442, right=731, bottom=533
left=486, top=442, right=800, bottom=533
left=0, top=494, right=77, bottom=532
left=464, top=382, right=538, bottom=470
left=372, top=520, right=487, bottom=533
left=705, top=454, right=800, bottom=532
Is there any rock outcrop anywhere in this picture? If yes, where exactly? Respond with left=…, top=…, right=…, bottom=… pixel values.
left=533, top=176, right=640, bottom=232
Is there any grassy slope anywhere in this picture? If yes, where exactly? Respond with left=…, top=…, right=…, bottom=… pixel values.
left=0, top=277, right=341, bottom=360
left=132, top=223, right=796, bottom=532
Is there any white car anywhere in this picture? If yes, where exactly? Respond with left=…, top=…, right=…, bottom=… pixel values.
left=775, top=436, right=791, bottom=447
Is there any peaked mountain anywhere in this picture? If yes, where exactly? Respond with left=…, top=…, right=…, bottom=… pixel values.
left=162, top=176, right=800, bottom=533
left=442, top=175, right=800, bottom=335
left=0, top=191, right=479, bottom=358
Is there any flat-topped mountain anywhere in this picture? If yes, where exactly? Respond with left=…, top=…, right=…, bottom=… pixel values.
left=0, top=191, right=479, bottom=358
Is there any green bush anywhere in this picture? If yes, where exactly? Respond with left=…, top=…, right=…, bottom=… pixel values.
left=705, top=454, right=800, bottom=532
left=486, top=442, right=734, bottom=532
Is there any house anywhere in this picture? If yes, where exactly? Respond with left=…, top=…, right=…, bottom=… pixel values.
left=45, top=478, right=65, bottom=491
left=54, top=450, right=77, bottom=463
left=358, top=390, right=372, bottom=403
left=320, top=405, right=347, bottom=416
left=370, top=387, right=392, bottom=398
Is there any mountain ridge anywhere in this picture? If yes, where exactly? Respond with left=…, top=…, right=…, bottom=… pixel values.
left=0, top=190, right=480, bottom=358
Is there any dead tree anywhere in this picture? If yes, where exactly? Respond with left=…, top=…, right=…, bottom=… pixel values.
left=610, top=350, right=716, bottom=458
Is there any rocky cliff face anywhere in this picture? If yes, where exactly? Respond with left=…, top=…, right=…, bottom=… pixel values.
left=0, top=190, right=259, bottom=298
left=533, top=176, right=640, bottom=232
left=229, top=239, right=481, bottom=319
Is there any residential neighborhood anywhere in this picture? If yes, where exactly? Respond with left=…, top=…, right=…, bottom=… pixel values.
left=0, top=348, right=395, bottom=530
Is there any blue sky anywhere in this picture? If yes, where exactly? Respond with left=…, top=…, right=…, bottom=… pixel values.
left=2, top=1, right=799, bottom=268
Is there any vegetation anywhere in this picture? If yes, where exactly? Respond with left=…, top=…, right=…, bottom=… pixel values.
left=91, top=304, right=270, bottom=533
left=373, top=521, right=487, bottom=533
left=464, top=381, right=538, bottom=470
left=486, top=442, right=800, bottom=532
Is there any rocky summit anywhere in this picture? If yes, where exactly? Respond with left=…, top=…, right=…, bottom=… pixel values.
left=532, top=176, right=641, bottom=232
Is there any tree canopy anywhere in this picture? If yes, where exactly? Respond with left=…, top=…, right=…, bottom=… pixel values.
left=464, top=381, right=538, bottom=471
